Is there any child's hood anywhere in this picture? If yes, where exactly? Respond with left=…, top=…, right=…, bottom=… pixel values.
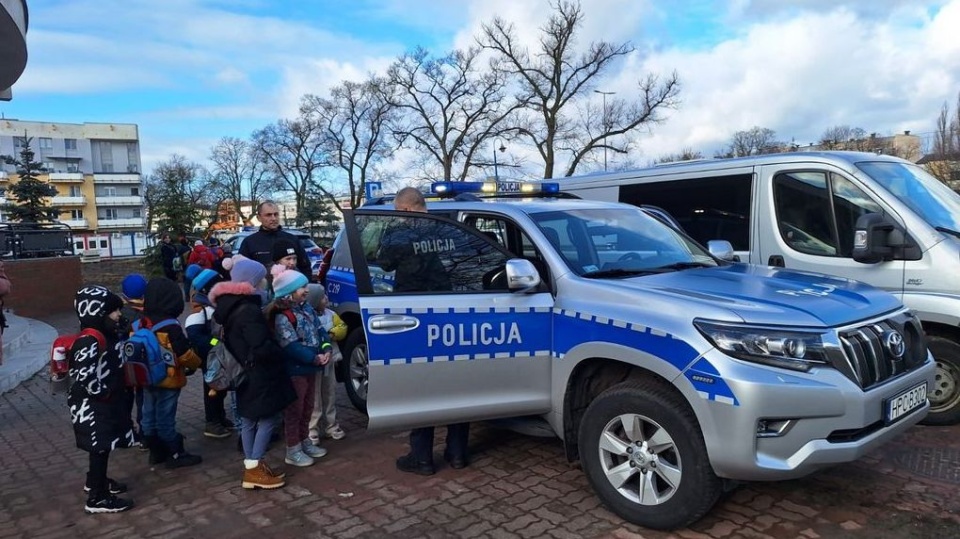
left=75, top=285, right=123, bottom=332
left=143, top=277, right=185, bottom=319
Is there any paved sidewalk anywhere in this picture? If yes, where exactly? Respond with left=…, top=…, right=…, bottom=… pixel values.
left=0, top=313, right=958, bottom=538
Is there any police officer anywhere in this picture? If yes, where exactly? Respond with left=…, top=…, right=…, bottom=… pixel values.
left=385, top=187, right=468, bottom=475
left=238, top=201, right=312, bottom=280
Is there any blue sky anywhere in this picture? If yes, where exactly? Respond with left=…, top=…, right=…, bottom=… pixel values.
left=3, top=0, right=959, bottom=181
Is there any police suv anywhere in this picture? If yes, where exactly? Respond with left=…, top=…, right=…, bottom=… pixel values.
left=328, top=180, right=934, bottom=530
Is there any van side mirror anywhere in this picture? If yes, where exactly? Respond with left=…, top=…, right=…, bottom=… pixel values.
left=852, top=213, right=895, bottom=264
left=506, top=258, right=542, bottom=293
left=707, top=240, right=737, bottom=261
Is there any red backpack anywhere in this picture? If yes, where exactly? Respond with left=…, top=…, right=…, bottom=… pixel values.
left=50, top=328, right=107, bottom=392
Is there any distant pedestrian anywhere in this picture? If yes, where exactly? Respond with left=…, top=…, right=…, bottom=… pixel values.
left=159, top=233, right=180, bottom=281
left=68, top=286, right=136, bottom=513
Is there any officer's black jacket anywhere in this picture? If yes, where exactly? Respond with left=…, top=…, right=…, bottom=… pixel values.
left=237, top=226, right=312, bottom=279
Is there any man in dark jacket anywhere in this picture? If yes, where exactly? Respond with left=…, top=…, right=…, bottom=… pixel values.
left=159, top=234, right=179, bottom=281
left=238, top=201, right=312, bottom=280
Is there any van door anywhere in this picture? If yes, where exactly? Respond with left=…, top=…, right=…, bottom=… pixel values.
left=756, top=165, right=906, bottom=293
left=342, top=209, right=554, bottom=432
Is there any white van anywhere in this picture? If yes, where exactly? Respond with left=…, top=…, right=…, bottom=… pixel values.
left=551, top=151, right=960, bottom=425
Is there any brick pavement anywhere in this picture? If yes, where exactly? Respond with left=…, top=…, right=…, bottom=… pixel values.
left=0, top=310, right=957, bottom=538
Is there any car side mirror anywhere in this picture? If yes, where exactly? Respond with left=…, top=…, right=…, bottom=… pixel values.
left=506, top=258, right=542, bottom=293
left=707, top=240, right=736, bottom=261
left=852, top=213, right=895, bottom=263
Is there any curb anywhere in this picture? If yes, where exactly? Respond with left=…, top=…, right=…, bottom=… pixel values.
left=0, top=314, right=58, bottom=396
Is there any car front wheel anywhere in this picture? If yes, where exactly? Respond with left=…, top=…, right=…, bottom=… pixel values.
left=340, top=327, right=368, bottom=414
left=578, top=379, right=723, bottom=530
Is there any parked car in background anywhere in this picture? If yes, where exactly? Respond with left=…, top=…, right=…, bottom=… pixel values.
left=224, top=227, right=325, bottom=281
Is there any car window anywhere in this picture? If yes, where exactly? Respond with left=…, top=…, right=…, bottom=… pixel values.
left=357, top=213, right=511, bottom=293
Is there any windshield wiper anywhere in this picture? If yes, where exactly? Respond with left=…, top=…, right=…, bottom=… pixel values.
left=652, top=261, right=716, bottom=271
left=935, top=226, right=960, bottom=240
left=581, top=268, right=658, bottom=279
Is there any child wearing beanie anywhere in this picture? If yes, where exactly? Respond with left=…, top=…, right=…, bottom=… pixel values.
left=184, top=269, right=232, bottom=439
left=269, top=239, right=299, bottom=296
left=119, top=273, right=148, bottom=447
left=307, top=284, right=348, bottom=442
left=269, top=270, right=332, bottom=467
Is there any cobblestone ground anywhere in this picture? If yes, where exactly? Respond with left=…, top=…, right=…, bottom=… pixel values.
left=0, top=260, right=957, bottom=538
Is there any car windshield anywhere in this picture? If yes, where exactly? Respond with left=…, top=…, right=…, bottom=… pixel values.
left=856, top=161, right=960, bottom=233
left=530, top=207, right=717, bottom=277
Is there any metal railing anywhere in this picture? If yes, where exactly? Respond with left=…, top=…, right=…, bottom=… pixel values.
left=0, top=221, right=76, bottom=259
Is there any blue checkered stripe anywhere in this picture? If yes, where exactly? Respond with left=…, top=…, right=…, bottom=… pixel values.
left=552, top=308, right=739, bottom=406
left=364, top=306, right=552, bottom=366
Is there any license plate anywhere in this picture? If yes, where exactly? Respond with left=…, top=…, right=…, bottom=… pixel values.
left=884, top=382, right=927, bottom=423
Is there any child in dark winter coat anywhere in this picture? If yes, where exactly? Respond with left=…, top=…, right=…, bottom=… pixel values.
left=269, top=270, right=331, bottom=467
left=140, top=277, right=203, bottom=469
left=209, top=258, right=296, bottom=490
left=69, top=286, right=136, bottom=513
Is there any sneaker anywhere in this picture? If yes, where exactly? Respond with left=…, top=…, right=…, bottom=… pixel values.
left=84, top=478, right=128, bottom=495
left=204, top=421, right=231, bottom=439
left=325, top=425, right=346, bottom=440
left=301, top=440, right=328, bottom=459
left=242, top=462, right=285, bottom=490
left=84, top=493, right=135, bottom=514
left=395, top=454, right=435, bottom=476
left=308, top=429, right=320, bottom=444
left=284, top=448, right=315, bottom=467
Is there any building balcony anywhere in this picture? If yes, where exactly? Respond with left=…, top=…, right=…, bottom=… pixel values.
left=60, top=218, right=89, bottom=229
left=93, top=173, right=140, bottom=184
left=51, top=195, right=86, bottom=206
left=97, top=217, right=145, bottom=229
left=48, top=172, right=85, bottom=182
left=95, top=195, right=142, bottom=206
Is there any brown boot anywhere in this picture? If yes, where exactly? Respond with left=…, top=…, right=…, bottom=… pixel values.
left=261, top=461, right=286, bottom=480
left=241, top=461, right=285, bottom=490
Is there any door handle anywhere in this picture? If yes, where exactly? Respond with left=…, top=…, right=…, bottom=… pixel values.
left=368, top=314, right=420, bottom=333
left=768, top=255, right=785, bottom=267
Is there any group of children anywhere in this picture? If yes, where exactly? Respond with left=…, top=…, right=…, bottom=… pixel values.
left=68, top=239, right=347, bottom=513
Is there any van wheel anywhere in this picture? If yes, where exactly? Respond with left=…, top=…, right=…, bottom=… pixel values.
left=578, top=380, right=722, bottom=530
left=340, top=328, right=368, bottom=414
left=921, top=336, right=960, bottom=426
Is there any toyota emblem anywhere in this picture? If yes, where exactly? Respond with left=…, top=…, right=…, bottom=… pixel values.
left=885, top=330, right=906, bottom=359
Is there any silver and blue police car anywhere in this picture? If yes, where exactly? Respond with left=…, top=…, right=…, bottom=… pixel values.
left=327, top=180, right=935, bottom=530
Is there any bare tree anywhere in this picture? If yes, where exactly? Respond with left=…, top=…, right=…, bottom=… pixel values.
left=819, top=125, right=869, bottom=150
left=929, top=92, right=960, bottom=184
left=386, top=46, right=522, bottom=182
left=716, top=126, right=782, bottom=158
left=480, top=0, right=680, bottom=178
left=654, top=148, right=704, bottom=165
left=301, top=77, right=395, bottom=210
left=251, top=119, right=325, bottom=223
left=209, top=137, right=275, bottom=227
left=145, top=154, right=208, bottom=235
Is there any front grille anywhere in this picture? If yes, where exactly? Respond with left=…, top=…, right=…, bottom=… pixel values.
left=834, top=312, right=926, bottom=390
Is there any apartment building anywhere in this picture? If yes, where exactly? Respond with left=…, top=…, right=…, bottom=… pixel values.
left=0, top=119, right=148, bottom=257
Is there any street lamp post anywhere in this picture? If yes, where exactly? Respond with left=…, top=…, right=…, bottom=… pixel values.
left=492, top=139, right=507, bottom=179
left=594, top=90, right=615, bottom=171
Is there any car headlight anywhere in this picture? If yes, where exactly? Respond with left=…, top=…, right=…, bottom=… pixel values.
left=694, top=320, right=829, bottom=372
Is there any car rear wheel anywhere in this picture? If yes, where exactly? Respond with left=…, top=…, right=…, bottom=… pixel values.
left=578, top=379, right=722, bottom=530
left=340, top=327, right=368, bottom=413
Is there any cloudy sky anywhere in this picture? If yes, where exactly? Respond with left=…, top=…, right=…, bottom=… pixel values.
left=2, top=0, right=959, bottom=182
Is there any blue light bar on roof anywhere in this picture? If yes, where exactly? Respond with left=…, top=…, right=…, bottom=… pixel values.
left=431, top=181, right=561, bottom=195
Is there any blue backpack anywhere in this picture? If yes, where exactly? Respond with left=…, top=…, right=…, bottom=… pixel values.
left=122, top=318, right=179, bottom=387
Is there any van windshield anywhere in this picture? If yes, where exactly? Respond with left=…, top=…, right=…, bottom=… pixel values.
left=530, top=207, right=717, bottom=277
left=856, top=161, right=960, bottom=232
